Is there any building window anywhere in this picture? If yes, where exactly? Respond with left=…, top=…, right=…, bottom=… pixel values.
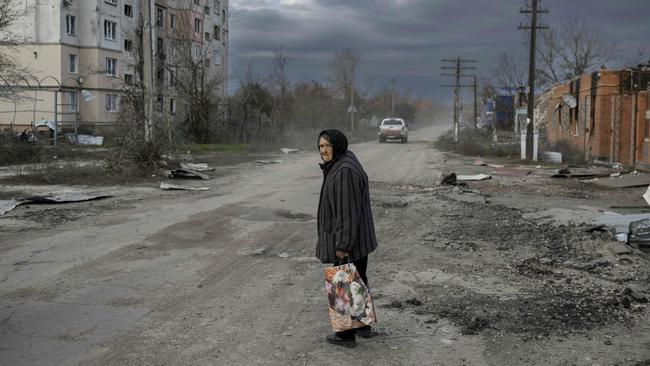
left=124, top=73, right=133, bottom=83
left=194, top=0, right=200, bottom=5
left=124, top=39, right=132, bottom=51
left=205, top=32, right=210, bottom=41
left=170, top=98, right=176, bottom=114
left=156, top=68, right=164, bottom=85
left=156, top=7, right=164, bottom=26
left=68, top=92, right=78, bottom=112
left=156, top=38, right=164, bottom=54
left=214, top=0, right=220, bottom=14
left=194, top=18, right=202, bottom=32
left=170, top=13, right=176, bottom=30
left=105, top=0, right=117, bottom=5
left=212, top=49, right=221, bottom=65
left=124, top=4, right=133, bottom=17
left=169, top=67, right=176, bottom=86
left=204, top=6, right=210, bottom=14
left=69, top=54, right=77, bottom=73
left=104, top=20, right=117, bottom=40
left=214, top=25, right=220, bottom=40
left=66, top=15, right=76, bottom=36
left=222, top=9, right=225, bottom=18
left=106, top=94, right=119, bottom=112
left=192, top=44, right=202, bottom=59
left=106, top=57, right=117, bottom=76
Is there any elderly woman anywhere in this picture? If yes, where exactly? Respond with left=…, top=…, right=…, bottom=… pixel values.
left=316, top=129, right=378, bottom=348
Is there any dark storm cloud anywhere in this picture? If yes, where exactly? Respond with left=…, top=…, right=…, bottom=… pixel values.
left=229, top=0, right=649, bottom=98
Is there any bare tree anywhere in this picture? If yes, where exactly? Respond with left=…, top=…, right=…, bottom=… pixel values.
left=490, top=52, right=526, bottom=95
left=267, top=48, right=291, bottom=142
left=328, top=48, right=362, bottom=99
left=0, top=1, right=30, bottom=99
left=231, top=58, right=273, bottom=142
left=165, top=8, right=227, bottom=143
left=536, top=17, right=616, bottom=87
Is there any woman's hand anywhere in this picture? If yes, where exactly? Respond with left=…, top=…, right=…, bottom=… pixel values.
left=335, top=250, right=348, bottom=259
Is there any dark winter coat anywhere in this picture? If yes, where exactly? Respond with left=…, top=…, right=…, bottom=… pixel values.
left=316, top=149, right=378, bottom=263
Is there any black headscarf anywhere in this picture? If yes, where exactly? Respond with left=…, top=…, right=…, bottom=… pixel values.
left=318, top=129, right=348, bottom=175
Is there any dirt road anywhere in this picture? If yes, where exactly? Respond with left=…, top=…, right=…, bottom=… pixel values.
left=1, top=124, right=649, bottom=365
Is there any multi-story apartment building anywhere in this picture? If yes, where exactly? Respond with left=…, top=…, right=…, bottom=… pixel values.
left=0, top=0, right=228, bottom=135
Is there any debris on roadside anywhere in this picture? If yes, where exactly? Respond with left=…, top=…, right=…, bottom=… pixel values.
left=0, top=193, right=112, bottom=216
left=593, top=160, right=625, bottom=170
left=180, top=162, right=215, bottom=172
left=65, top=134, right=104, bottom=145
left=583, top=224, right=607, bottom=233
left=280, top=148, right=298, bottom=154
left=551, top=166, right=617, bottom=179
left=160, top=182, right=211, bottom=191
left=628, top=219, right=650, bottom=252
left=589, top=173, right=650, bottom=188
left=24, top=193, right=112, bottom=204
left=456, top=174, right=491, bottom=181
left=256, top=160, right=283, bottom=164
left=440, top=173, right=457, bottom=185
left=593, top=213, right=650, bottom=242
left=165, top=169, right=210, bottom=180
left=0, top=200, right=21, bottom=216
left=643, top=186, right=650, bottom=206
left=473, top=159, right=504, bottom=168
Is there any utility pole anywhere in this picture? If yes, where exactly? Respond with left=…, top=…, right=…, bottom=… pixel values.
left=441, top=58, right=477, bottom=142
left=391, top=78, right=396, bottom=115
left=473, top=75, right=478, bottom=130
left=142, top=0, right=156, bottom=142
left=519, top=0, right=548, bottom=160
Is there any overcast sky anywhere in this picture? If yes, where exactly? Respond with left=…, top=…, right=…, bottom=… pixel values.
left=228, top=0, right=649, bottom=100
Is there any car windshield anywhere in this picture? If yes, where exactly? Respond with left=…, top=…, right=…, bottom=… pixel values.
left=382, top=119, right=403, bottom=126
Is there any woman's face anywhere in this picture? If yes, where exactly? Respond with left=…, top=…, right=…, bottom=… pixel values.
left=319, top=137, right=333, bottom=162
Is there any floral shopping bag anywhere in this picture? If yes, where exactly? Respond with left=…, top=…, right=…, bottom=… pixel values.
left=324, top=263, right=377, bottom=332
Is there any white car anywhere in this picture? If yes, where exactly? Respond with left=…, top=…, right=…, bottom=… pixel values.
left=378, top=118, right=408, bottom=143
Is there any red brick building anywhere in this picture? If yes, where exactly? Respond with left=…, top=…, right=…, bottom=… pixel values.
left=545, top=68, right=650, bottom=169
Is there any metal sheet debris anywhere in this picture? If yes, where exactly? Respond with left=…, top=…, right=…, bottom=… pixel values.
left=280, top=148, right=299, bottom=154
left=23, top=193, right=112, bottom=203
left=0, top=200, right=21, bottom=216
left=644, top=186, right=650, bottom=207
left=0, top=194, right=112, bottom=216
left=589, top=174, right=650, bottom=188
left=180, top=163, right=215, bottom=171
left=160, top=182, right=211, bottom=191
left=33, top=119, right=62, bottom=132
left=165, top=169, right=210, bottom=180
left=456, top=174, right=491, bottom=181
left=552, top=167, right=623, bottom=179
